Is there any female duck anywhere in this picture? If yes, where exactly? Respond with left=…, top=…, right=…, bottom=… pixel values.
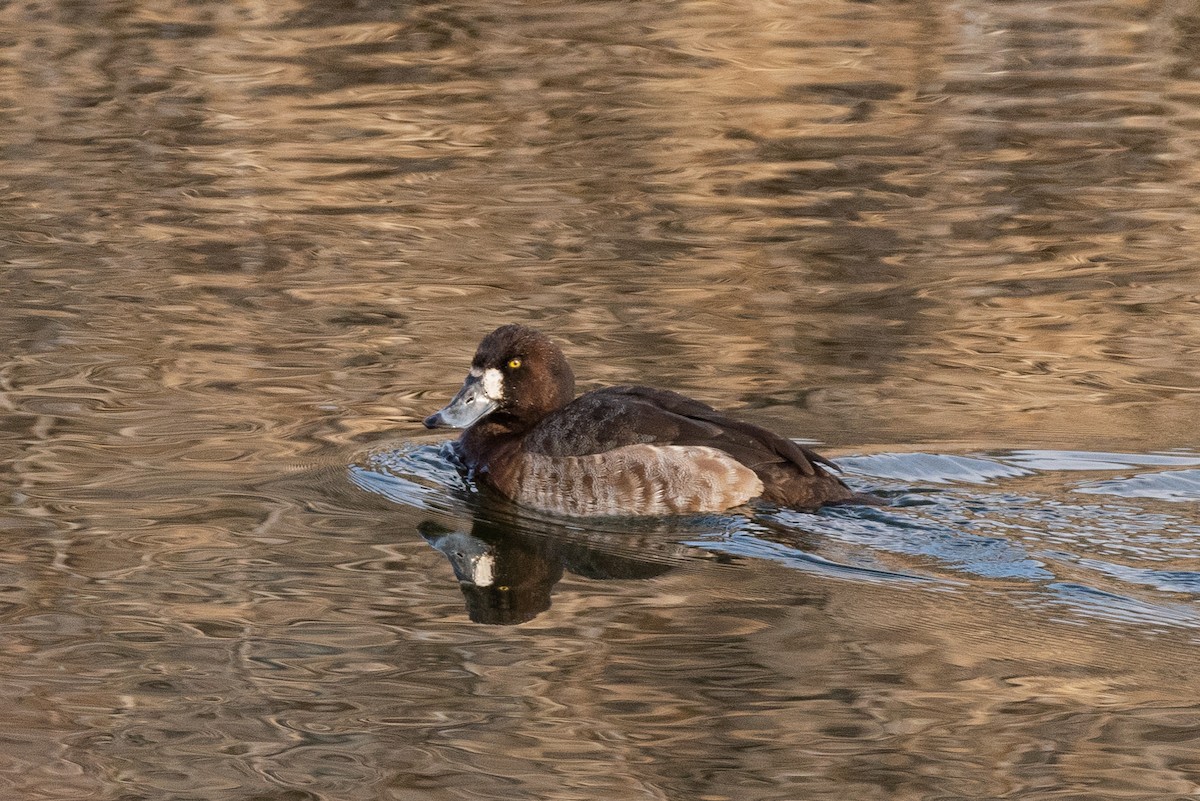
left=424, top=324, right=871, bottom=516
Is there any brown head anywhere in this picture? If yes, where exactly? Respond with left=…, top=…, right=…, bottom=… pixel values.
left=423, top=324, right=576, bottom=433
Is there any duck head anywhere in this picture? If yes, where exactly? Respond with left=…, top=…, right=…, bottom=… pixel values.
left=423, top=324, right=576, bottom=431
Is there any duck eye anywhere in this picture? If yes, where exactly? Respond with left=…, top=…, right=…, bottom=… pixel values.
left=507, top=358, right=522, bottom=369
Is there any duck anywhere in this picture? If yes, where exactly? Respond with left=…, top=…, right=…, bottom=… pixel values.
left=423, top=324, right=874, bottom=516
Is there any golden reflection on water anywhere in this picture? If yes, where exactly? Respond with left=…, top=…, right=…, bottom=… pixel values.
left=3, top=0, right=1200, bottom=798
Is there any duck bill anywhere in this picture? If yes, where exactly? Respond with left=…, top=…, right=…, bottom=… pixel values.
left=423, top=375, right=499, bottom=429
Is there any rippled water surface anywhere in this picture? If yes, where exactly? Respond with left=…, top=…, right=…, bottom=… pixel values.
left=4, top=0, right=1200, bottom=798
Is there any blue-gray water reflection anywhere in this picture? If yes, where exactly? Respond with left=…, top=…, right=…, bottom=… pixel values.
left=355, top=442, right=1200, bottom=630
left=5, top=0, right=1200, bottom=797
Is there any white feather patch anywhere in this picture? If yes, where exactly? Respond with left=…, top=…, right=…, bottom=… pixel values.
left=472, top=553, right=496, bottom=586
left=481, top=368, right=504, bottom=400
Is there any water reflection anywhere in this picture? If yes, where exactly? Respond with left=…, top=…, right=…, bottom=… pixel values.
left=418, top=517, right=677, bottom=625
left=354, top=441, right=1200, bottom=631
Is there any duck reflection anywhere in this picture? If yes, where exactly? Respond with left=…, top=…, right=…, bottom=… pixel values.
left=417, top=516, right=675, bottom=625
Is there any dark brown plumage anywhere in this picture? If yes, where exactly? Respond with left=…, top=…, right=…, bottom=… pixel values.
left=424, top=324, right=874, bottom=516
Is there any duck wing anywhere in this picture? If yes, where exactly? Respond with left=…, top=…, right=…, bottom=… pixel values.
left=523, top=385, right=839, bottom=478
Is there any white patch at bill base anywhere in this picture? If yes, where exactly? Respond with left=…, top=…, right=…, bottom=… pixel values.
left=481, top=368, right=504, bottom=400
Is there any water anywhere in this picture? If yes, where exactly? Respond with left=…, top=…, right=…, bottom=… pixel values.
left=3, top=0, right=1200, bottom=798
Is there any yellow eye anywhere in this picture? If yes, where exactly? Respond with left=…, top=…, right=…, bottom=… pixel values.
left=507, top=358, right=522, bottom=369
